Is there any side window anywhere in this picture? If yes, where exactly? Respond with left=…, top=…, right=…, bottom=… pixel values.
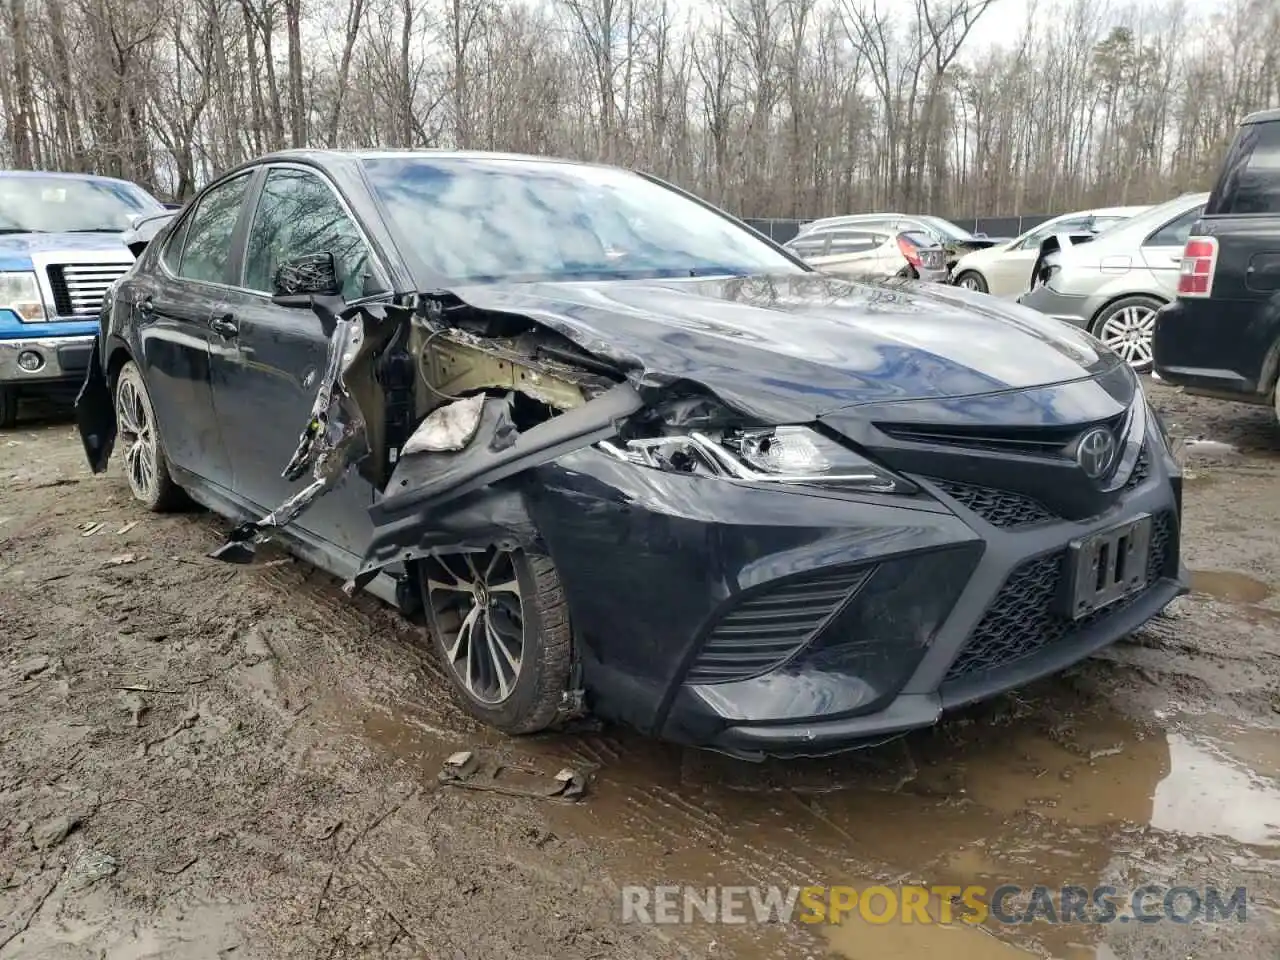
left=1211, top=120, right=1280, bottom=215
left=161, top=215, right=191, bottom=274
left=787, top=236, right=828, bottom=256
left=1146, top=206, right=1205, bottom=247
left=244, top=167, right=373, bottom=299
left=176, top=174, right=252, bottom=284
left=826, top=231, right=880, bottom=255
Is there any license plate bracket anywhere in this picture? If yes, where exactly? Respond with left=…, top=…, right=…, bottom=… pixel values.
left=1063, top=514, right=1153, bottom=619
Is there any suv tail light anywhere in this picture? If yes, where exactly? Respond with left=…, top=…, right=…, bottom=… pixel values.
left=896, top=234, right=923, bottom=268
left=1177, top=236, right=1218, bottom=297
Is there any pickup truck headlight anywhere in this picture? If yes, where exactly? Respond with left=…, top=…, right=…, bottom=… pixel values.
left=599, top=425, right=916, bottom=494
left=0, top=272, right=47, bottom=322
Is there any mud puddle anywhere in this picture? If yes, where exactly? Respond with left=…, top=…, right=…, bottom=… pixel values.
left=1189, top=569, right=1273, bottom=604
left=315, top=676, right=1280, bottom=959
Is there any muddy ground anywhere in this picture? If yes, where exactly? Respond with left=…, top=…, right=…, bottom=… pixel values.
left=1, top=378, right=1279, bottom=960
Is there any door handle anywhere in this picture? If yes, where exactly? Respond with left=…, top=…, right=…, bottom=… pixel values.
left=209, top=312, right=239, bottom=339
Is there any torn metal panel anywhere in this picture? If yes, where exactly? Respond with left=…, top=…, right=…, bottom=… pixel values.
left=418, top=328, right=598, bottom=411
left=345, top=383, right=642, bottom=592
left=209, top=296, right=401, bottom=564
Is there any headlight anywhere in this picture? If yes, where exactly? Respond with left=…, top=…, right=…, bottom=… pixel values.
left=599, top=425, right=916, bottom=494
left=0, top=271, right=46, bottom=321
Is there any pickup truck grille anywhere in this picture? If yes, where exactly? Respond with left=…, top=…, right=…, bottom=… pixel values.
left=46, top=263, right=131, bottom=318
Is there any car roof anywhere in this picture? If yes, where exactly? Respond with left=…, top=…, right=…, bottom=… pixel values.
left=253, top=147, right=596, bottom=168
left=0, top=169, right=146, bottom=189
left=1081, top=205, right=1150, bottom=217
left=1242, top=107, right=1280, bottom=126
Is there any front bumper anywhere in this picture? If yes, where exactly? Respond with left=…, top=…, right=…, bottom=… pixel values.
left=0, top=334, right=95, bottom=387
left=535, top=436, right=1185, bottom=760
left=1016, top=284, right=1093, bottom=328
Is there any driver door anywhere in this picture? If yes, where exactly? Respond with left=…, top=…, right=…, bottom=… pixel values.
left=211, top=164, right=386, bottom=561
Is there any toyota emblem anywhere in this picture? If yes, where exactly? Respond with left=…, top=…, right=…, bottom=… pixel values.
left=1076, top=427, right=1117, bottom=480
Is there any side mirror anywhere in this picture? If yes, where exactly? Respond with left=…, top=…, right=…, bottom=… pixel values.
left=271, top=252, right=343, bottom=307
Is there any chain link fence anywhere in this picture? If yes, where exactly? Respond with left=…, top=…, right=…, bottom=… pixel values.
left=742, top=214, right=1057, bottom=245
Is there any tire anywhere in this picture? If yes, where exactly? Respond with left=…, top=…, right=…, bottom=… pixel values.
left=113, top=360, right=187, bottom=511
left=0, top=386, right=16, bottom=429
left=1090, top=295, right=1162, bottom=373
left=954, top=270, right=988, bottom=294
left=420, top=548, right=572, bottom=735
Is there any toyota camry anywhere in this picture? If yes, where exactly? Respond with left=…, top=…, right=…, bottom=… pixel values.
left=74, top=150, right=1187, bottom=759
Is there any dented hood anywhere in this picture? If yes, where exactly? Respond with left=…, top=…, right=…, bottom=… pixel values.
left=449, top=273, right=1120, bottom=423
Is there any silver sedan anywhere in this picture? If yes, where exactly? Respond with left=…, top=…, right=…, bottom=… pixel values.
left=1017, top=192, right=1208, bottom=371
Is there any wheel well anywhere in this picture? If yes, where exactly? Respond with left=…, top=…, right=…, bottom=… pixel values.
left=105, top=343, right=133, bottom=389
left=1088, top=291, right=1167, bottom=333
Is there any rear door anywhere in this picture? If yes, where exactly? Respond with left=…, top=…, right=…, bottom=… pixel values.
left=1139, top=203, right=1205, bottom=296
left=810, top=230, right=888, bottom=277
left=1176, top=117, right=1280, bottom=390
left=135, top=171, right=254, bottom=487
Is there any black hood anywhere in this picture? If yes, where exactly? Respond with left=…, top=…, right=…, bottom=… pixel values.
left=448, top=273, right=1120, bottom=424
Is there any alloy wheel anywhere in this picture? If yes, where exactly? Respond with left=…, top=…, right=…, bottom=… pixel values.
left=1098, top=305, right=1156, bottom=369
left=424, top=551, right=525, bottom=705
left=957, top=275, right=982, bottom=290
left=116, top=373, right=159, bottom=502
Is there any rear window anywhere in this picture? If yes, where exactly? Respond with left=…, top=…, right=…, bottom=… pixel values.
left=899, top=231, right=936, bottom=248
left=1206, top=119, right=1280, bottom=215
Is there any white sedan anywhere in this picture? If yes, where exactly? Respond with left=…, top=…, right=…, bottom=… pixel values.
left=951, top=206, right=1150, bottom=298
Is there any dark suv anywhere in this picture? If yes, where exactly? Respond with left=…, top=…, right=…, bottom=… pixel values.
left=1152, top=108, right=1280, bottom=418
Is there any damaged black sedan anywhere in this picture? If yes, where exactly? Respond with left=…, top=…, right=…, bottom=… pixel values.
left=75, top=151, right=1187, bottom=759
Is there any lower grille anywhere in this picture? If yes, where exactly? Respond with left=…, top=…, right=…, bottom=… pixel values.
left=943, top=511, right=1175, bottom=682
left=931, top=479, right=1056, bottom=528
left=686, top=566, right=873, bottom=684
left=47, top=263, right=131, bottom=317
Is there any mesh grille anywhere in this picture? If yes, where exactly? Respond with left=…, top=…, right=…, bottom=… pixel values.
left=931, top=479, right=1057, bottom=528
left=1123, top=445, right=1150, bottom=490
left=686, top=567, right=872, bottom=684
left=943, top=511, right=1175, bottom=682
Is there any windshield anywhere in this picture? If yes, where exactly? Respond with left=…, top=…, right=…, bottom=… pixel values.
left=361, top=157, right=805, bottom=283
left=0, top=176, right=162, bottom=234
left=918, top=216, right=976, bottom=242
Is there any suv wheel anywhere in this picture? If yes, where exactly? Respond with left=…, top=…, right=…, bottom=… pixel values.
left=114, top=360, right=186, bottom=511
left=420, top=548, right=572, bottom=734
left=1092, top=296, right=1161, bottom=372
left=955, top=271, right=987, bottom=293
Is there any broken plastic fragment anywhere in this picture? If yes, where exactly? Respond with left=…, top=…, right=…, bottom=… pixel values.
left=437, top=750, right=591, bottom=803
left=402, top=392, right=486, bottom=455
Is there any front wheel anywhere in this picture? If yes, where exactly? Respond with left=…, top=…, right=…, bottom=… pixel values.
left=420, top=548, right=572, bottom=735
left=1091, top=296, right=1162, bottom=373
left=114, top=360, right=187, bottom=511
left=954, top=271, right=988, bottom=294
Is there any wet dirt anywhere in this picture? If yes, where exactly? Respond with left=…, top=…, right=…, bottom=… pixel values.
left=2, top=380, right=1280, bottom=959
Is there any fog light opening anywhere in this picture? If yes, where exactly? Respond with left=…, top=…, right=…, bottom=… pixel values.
left=17, top=350, right=44, bottom=373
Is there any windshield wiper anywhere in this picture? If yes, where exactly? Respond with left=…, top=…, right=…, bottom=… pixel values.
left=64, top=228, right=124, bottom=233
left=0, top=228, right=46, bottom=235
